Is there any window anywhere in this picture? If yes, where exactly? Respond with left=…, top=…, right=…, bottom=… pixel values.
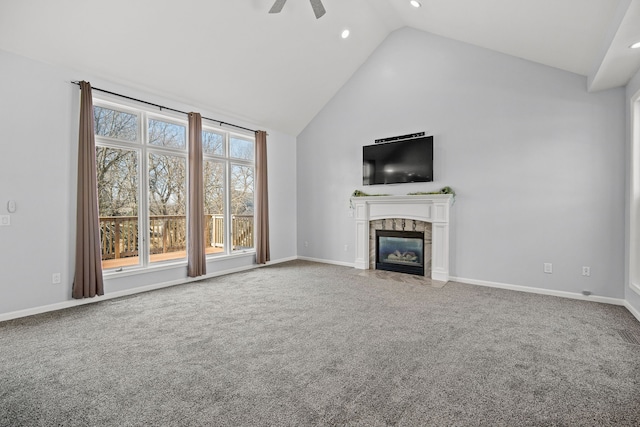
left=94, top=99, right=255, bottom=271
left=203, top=129, right=255, bottom=255
left=95, top=105, right=142, bottom=269
left=146, top=116, right=187, bottom=264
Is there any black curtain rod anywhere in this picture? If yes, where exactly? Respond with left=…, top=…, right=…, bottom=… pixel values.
left=71, top=81, right=257, bottom=134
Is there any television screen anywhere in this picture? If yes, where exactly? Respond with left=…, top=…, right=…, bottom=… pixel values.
left=363, top=136, right=433, bottom=185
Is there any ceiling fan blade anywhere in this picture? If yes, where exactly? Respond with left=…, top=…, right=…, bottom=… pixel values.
left=310, top=0, right=326, bottom=19
left=269, top=0, right=287, bottom=14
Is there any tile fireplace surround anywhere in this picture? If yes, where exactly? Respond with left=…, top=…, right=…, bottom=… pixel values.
left=351, top=195, right=453, bottom=282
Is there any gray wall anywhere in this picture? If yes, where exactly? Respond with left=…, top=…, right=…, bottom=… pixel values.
left=297, top=27, right=625, bottom=298
left=0, top=49, right=297, bottom=316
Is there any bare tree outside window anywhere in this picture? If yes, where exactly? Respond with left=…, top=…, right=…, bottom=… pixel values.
left=149, top=119, right=186, bottom=149
left=148, top=154, right=186, bottom=216
left=96, top=147, right=139, bottom=263
left=230, top=136, right=254, bottom=161
left=203, top=130, right=224, bottom=156
left=231, top=164, right=254, bottom=249
left=94, top=106, right=139, bottom=218
left=97, top=148, right=138, bottom=217
left=231, top=164, right=254, bottom=215
left=94, top=106, right=138, bottom=141
left=228, top=136, right=255, bottom=250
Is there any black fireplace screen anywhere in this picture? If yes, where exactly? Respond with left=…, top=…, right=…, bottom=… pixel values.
left=376, top=230, right=424, bottom=276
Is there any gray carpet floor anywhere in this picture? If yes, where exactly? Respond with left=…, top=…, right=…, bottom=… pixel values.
left=1, top=260, right=640, bottom=426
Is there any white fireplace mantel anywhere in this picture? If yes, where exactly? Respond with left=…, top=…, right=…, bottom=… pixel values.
left=351, top=194, right=453, bottom=282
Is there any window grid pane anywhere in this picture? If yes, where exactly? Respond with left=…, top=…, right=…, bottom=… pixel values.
left=204, top=160, right=225, bottom=254
left=231, top=164, right=254, bottom=250
left=203, top=130, right=225, bottom=156
left=96, top=146, right=140, bottom=269
left=148, top=119, right=186, bottom=149
left=94, top=106, right=138, bottom=141
left=148, top=153, right=187, bottom=262
left=230, top=136, right=254, bottom=161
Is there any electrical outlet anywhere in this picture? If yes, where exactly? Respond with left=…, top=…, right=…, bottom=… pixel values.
left=304, top=241, right=309, bottom=248
left=543, top=263, right=552, bottom=274
left=52, top=273, right=61, bottom=284
left=582, top=266, right=591, bottom=276
left=0, top=215, right=10, bottom=226
left=344, top=244, right=348, bottom=251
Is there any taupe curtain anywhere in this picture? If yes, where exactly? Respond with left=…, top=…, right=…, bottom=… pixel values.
left=72, top=81, right=104, bottom=299
left=188, top=112, right=206, bottom=277
left=255, top=130, right=270, bottom=264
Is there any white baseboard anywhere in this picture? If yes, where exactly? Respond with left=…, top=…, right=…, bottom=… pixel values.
left=0, top=262, right=260, bottom=323
left=294, top=262, right=632, bottom=310
left=0, top=297, right=100, bottom=323
left=297, top=256, right=355, bottom=268
left=262, top=256, right=298, bottom=266
left=450, top=276, right=626, bottom=306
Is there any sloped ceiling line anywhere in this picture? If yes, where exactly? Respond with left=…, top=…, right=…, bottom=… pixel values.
left=0, top=0, right=638, bottom=135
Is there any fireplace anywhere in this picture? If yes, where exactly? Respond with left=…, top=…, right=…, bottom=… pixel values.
left=351, top=195, right=453, bottom=282
left=376, top=230, right=424, bottom=276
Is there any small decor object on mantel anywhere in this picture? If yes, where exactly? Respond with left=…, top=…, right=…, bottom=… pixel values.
left=350, top=189, right=390, bottom=209
left=351, top=190, right=390, bottom=198
left=407, top=186, right=455, bottom=203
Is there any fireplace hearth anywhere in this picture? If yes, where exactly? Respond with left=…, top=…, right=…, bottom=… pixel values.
left=376, top=230, right=424, bottom=276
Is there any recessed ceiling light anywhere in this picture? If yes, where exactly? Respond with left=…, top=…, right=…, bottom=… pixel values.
left=631, top=41, right=640, bottom=49
left=341, top=29, right=350, bottom=39
left=410, top=1, right=422, bottom=7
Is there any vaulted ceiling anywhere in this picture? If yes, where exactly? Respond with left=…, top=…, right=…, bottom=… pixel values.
left=1, top=0, right=639, bottom=136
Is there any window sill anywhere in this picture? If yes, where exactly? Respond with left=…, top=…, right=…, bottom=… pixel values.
left=103, top=259, right=188, bottom=279
left=102, top=250, right=256, bottom=279
left=208, top=249, right=256, bottom=260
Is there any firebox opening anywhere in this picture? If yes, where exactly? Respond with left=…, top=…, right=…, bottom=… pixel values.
left=376, top=230, right=424, bottom=276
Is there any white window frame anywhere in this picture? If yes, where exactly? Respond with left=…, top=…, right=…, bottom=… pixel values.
left=94, top=95, right=256, bottom=275
left=202, top=124, right=256, bottom=258
left=94, top=96, right=189, bottom=272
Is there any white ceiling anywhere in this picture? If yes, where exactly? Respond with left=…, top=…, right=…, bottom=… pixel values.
left=0, top=0, right=638, bottom=135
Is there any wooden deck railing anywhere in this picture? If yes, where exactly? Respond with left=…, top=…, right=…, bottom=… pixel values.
left=99, top=216, right=139, bottom=260
left=207, top=214, right=254, bottom=250
left=99, top=214, right=254, bottom=261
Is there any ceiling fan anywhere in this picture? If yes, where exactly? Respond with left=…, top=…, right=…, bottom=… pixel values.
left=269, top=0, right=326, bottom=19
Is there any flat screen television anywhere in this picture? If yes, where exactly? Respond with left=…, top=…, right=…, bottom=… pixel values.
left=363, top=136, right=433, bottom=185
